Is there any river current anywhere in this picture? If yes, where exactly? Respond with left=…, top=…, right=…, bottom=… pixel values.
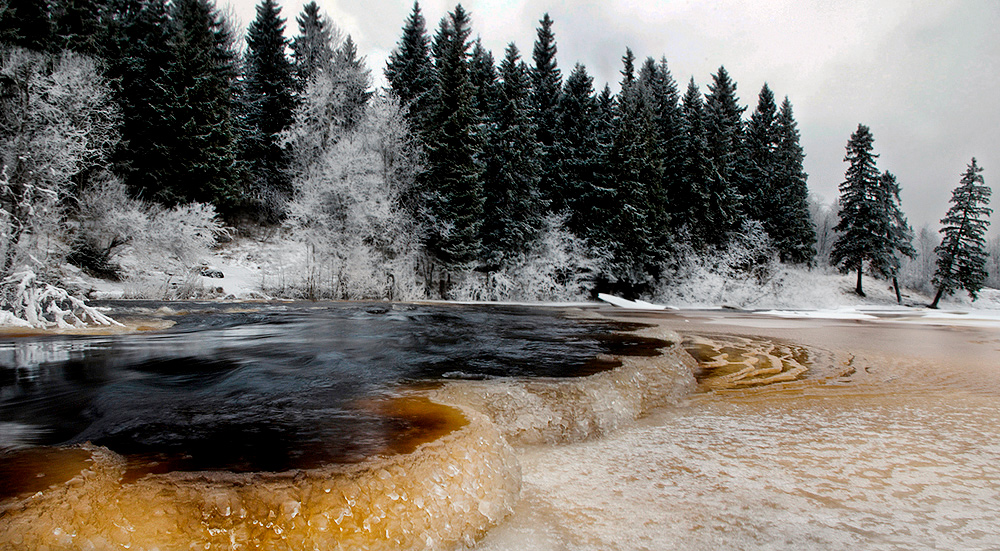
left=1, top=302, right=998, bottom=550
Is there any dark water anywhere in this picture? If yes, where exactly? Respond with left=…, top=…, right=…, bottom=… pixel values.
left=0, top=302, right=659, bottom=478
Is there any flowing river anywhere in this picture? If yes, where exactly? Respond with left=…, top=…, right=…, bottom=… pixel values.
left=1, top=302, right=998, bottom=550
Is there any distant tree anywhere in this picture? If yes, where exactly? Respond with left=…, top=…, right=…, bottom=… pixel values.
left=0, top=0, right=53, bottom=51
left=480, top=43, right=542, bottom=268
left=771, top=96, right=816, bottom=264
left=831, top=123, right=900, bottom=297
left=241, top=0, right=297, bottom=222
left=530, top=13, right=562, bottom=210
left=931, top=158, right=992, bottom=308
left=330, top=35, right=372, bottom=131
left=160, top=0, right=240, bottom=209
left=384, top=1, right=435, bottom=130
left=873, top=171, right=914, bottom=302
left=421, top=5, right=483, bottom=277
left=702, top=66, right=746, bottom=239
left=291, top=1, right=336, bottom=88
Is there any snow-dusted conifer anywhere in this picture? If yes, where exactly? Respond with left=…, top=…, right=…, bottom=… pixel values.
left=771, top=96, right=816, bottom=264
left=679, top=78, right=714, bottom=246
left=530, top=13, right=562, bottom=211
left=555, top=63, right=599, bottom=237
left=480, top=43, right=542, bottom=268
left=702, top=66, right=746, bottom=239
left=931, top=158, right=992, bottom=308
left=831, top=124, right=886, bottom=296
left=291, top=1, right=336, bottom=88
left=241, top=0, right=297, bottom=221
left=384, top=2, right=435, bottom=130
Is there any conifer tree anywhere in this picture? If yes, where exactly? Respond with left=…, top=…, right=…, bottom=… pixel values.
left=160, top=0, right=240, bottom=209
left=744, top=83, right=778, bottom=223
left=0, top=0, right=53, bottom=51
left=99, top=0, right=174, bottom=198
left=702, top=66, right=746, bottom=239
left=530, top=13, right=562, bottom=210
left=330, top=35, right=373, bottom=131
left=874, top=170, right=914, bottom=302
left=422, top=5, right=483, bottom=273
left=931, top=158, right=992, bottom=308
left=291, top=1, right=335, bottom=88
left=555, top=63, right=599, bottom=237
left=831, top=124, right=890, bottom=296
left=241, top=0, right=297, bottom=221
left=468, top=38, right=497, bottom=118
left=679, top=78, right=715, bottom=246
left=480, top=43, right=542, bottom=267
left=599, top=48, right=664, bottom=296
left=642, top=56, right=683, bottom=219
left=771, top=96, right=816, bottom=264
left=384, top=2, right=435, bottom=130
left=53, top=0, right=103, bottom=55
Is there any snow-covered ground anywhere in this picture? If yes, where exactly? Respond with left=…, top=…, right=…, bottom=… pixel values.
left=58, top=233, right=1000, bottom=323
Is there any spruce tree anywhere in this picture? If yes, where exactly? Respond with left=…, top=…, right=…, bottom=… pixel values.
left=291, top=1, right=335, bottom=88
left=530, top=13, right=563, bottom=210
left=555, top=63, right=599, bottom=237
left=422, top=4, right=483, bottom=273
left=241, top=0, right=297, bottom=221
left=744, top=83, right=778, bottom=223
left=643, top=57, right=683, bottom=220
left=330, top=35, right=373, bottom=131
left=679, top=78, right=715, bottom=246
left=599, top=48, right=664, bottom=296
left=831, top=124, right=888, bottom=296
left=53, top=0, right=103, bottom=55
left=874, top=171, right=914, bottom=302
left=480, top=43, right=542, bottom=267
left=771, top=96, right=816, bottom=264
left=384, top=1, right=435, bottom=130
left=99, top=0, right=174, bottom=199
left=931, top=158, right=992, bottom=308
left=468, top=38, right=497, bottom=118
left=702, top=66, right=746, bottom=239
left=0, top=0, right=53, bottom=51
left=161, top=0, right=240, bottom=209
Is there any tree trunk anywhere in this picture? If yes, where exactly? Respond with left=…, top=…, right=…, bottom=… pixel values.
left=930, top=287, right=944, bottom=309
left=855, top=266, right=865, bottom=297
left=892, top=276, right=902, bottom=304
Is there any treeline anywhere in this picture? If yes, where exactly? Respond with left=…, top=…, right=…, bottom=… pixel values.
left=2, top=0, right=818, bottom=299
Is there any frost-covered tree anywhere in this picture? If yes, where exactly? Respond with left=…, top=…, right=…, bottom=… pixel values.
left=286, top=94, right=422, bottom=300
left=642, top=56, right=683, bottom=220
left=873, top=171, right=914, bottom=303
left=0, top=48, right=122, bottom=326
left=931, top=158, right=992, bottom=308
left=384, top=1, right=435, bottom=130
left=679, top=78, right=714, bottom=246
left=480, top=42, right=542, bottom=268
left=744, top=83, right=778, bottom=223
left=241, top=0, right=297, bottom=222
left=0, top=0, right=53, bottom=51
left=330, top=36, right=373, bottom=131
left=468, top=38, right=497, bottom=118
left=421, top=5, right=483, bottom=276
left=831, top=124, right=900, bottom=297
left=291, top=1, right=336, bottom=88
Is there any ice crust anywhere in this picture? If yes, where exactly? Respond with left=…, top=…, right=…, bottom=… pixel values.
left=0, top=406, right=520, bottom=550
left=433, top=327, right=697, bottom=445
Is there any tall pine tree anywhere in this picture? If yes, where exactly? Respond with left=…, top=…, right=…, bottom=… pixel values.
left=241, top=0, right=296, bottom=221
left=555, top=62, right=599, bottom=238
left=422, top=4, right=483, bottom=275
left=679, top=78, right=715, bottom=246
left=771, top=96, right=816, bottom=264
left=931, top=158, right=992, bottom=308
left=702, top=66, right=746, bottom=241
left=161, top=0, right=240, bottom=209
left=873, top=170, right=914, bottom=302
left=744, top=83, right=778, bottom=223
left=831, top=124, right=893, bottom=296
left=480, top=43, right=542, bottom=267
left=291, top=1, right=335, bottom=88
left=530, top=13, right=563, bottom=210
left=384, top=1, right=435, bottom=131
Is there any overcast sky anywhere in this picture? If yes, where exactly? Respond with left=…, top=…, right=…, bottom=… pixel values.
left=225, top=0, right=999, bottom=234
